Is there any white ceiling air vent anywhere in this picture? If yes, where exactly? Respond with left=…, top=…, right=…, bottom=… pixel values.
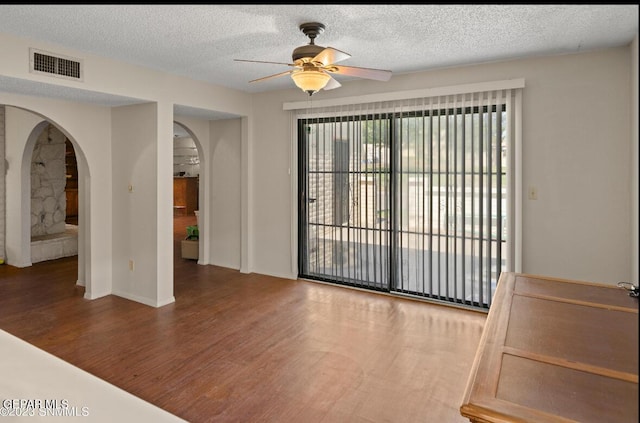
left=29, top=48, right=83, bottom=81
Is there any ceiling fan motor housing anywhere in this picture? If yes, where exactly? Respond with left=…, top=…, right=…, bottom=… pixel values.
left=293, top=22, right=326, bottom=62
left=292, top=44, right=325, bottom=62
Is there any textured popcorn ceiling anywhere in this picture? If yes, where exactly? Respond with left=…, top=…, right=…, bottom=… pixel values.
left=0, top=4, right=637, bottom=107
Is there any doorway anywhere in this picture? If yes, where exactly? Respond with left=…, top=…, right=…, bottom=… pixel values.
left=297, top=103, right=511, bottom=311
left=173, top=122, right=201, bottom=263
left=29, top=124, right=79, bottom=264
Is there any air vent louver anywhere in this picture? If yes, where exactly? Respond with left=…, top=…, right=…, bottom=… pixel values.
left=30, top=48, right=83, bottom=81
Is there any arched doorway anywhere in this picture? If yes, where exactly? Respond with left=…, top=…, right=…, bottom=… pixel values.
left=172, top=122, right=203, bottom=265
left=2, top=106, right=92, bottom=295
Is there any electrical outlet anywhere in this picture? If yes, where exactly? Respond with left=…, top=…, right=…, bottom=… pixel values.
left=129, top=259, right=134, bottom=271
left=528, top=186, right=538, bottom=200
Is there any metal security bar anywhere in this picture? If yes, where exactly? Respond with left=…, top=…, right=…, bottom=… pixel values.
left=298, top=90, right=511, bottom=310
left=298, top=114, right=391, bottom=292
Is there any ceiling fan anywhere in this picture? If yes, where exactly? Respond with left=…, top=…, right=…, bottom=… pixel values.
left=235, top=22, right=392, bottom=96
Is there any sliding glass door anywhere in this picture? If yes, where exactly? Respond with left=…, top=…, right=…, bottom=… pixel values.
left=298, top=115, right=391, bottom=291
left=298, top=91, right=512, bottom=310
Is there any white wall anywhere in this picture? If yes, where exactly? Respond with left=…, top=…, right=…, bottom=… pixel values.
left=4, top=108, right=45, bottom=267
left=249, top=46, right=636, bottom=285
left=520, top=49, right=631, bottom=283
left=249, top=93, right=297, bottom=279
left=209, top=118, right=242, bottom=269
left=2, top=97, right=113, bottom=298
left=111, top=103, right=169, bottom=306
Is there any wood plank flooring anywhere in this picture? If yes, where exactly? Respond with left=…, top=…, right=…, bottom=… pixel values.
left=0, top=216, right=487, bottom=423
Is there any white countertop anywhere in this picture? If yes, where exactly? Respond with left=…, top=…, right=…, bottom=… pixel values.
left=0, top=329, right=186, bottom=422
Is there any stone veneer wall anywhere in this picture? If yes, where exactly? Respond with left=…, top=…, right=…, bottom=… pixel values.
left=31, top=124, right=67, bottom=237
left=0, top=106, right=5, bottom=261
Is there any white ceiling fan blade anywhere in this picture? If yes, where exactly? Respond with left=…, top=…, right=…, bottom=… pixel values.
left=312, top=47, right=351, bottom=66
left=328, top=65, right=392, bottom=81
left=235, top=59, right=295, bottom=67
left=323, top=74, right=342, bottom=91
left=249, top=70, right=292, bottom=83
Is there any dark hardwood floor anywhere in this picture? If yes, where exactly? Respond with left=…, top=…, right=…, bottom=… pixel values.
left=0, top=215, right=487, bottom=422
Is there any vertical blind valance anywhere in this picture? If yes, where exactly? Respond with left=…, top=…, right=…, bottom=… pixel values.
left=284, top=78, right=525, bottom=114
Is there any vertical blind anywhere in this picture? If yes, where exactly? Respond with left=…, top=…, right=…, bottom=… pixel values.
left=295, top=86, right=520, bottom=310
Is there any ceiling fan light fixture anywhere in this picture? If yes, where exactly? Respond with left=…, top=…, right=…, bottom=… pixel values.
left=291, top=69, right=331, bottom=96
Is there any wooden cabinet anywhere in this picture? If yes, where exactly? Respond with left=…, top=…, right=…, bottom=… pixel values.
left=65, top=189, right=78, bottom=218
left=460, top=272, right=639, bottom=423
left=65, top=139, right=79, bottom=223
left=173, top=177, right=198, bottom=216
